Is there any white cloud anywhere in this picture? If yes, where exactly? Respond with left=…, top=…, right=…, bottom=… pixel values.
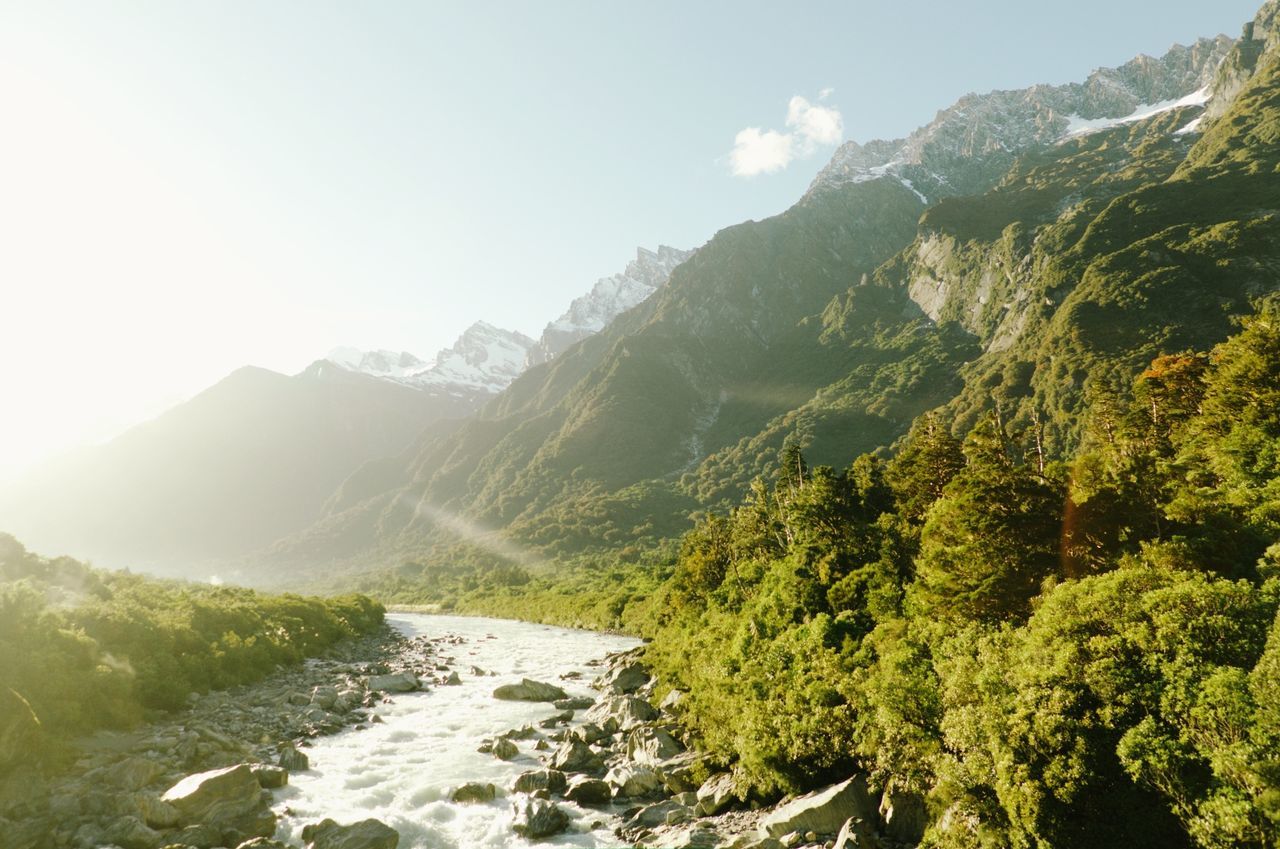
left=727, top=92, right=843, bottom=178
left=729, top=127, right=794, bottom=177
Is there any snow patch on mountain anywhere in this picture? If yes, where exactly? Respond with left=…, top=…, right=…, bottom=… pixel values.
left=1063, top=86, right=1211, bottom=137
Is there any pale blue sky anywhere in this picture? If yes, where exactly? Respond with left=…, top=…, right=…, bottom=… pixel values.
left=0, top=0, right=1263, bottom=477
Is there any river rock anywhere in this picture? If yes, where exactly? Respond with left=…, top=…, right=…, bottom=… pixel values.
left=626, top=726, right=684, bottom=765
left=553, top=696, right=595, bottom=711
left=493, top=738, right=520, bottom=760
left=834, top=815, right=880, bottom=849
left=492, top=678, right=568, bottom=702
left=655, top=751, right=703, bottom=794
left=511, top=799, right=570, bottom=840
left=107, top=756, right=166, bottom=791
left=367, top=673, right=419, bottom=693
left=451, top=782, right=497, bottom=803
left=512, top=769, right=567, bottom=795
left=696, top=772, right=737, bottom=816
left=584, top=695, right=658, bottom=730
left=443, top=671, right=462, bottom=686
left=626, top=799, right=691, bottom=829
left=659, top=689, right=685, bottom=713
left=564, top=776, right=611, bottom=805
left=133, top=793, right=182, bottom=829
left=311, top=686, right=340, bottom=709
left=549, top=738, right=603, bottom=773
left=278, top=742, right=310, bottom=771
left=606, top=763, right=662, bottom=798
left=539, top=710, right=573, bottom=729
left=161, top=764, right=263, bottom=827
left=104, top=815, right=162, bottom=849
left=301, top=817, right=400, bottom=849
left=250, top=763, right=289, bottom=789
left=758, top=776, right=876, bottom=839
left=598, top=663, right=650, bottom=695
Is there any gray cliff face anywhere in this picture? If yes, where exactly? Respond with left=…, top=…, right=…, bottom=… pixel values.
left=1205, top=0, right=1280, bottom=119
left=808, top=36, right=1234, bottom=203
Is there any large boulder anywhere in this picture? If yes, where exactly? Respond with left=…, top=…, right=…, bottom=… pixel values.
left=606, top=763, right=662, bottom=798
left=625, top=799, right=691, bottom=829
left=367, top=673, right=419, bottom=693
left=492, top=678, right=568, bottom=702
left=696, top=772, right=737, bottom=816
left=512, top=769, right=567, bottom=795
left=758, top=776, right=876, bottom=839
left=278, top=743, right=310, bottom=771
left=564, top=776, right=612, bottom=806
left=132, top=793, right=181, bottom=829
left=301, top=817, right=399, bottom=849
left=250, top=764, right=288, bottom=789
left=511, top=799, right=570, bottom=840
left=597, top=663, right=650, bottom=695
left=161, top=764, right=263, bottom=828
left=104, top=815, right=163, bottom=849
left=451, top=782, right=497, bottom=803
left=107, top=757, right=166, bottom=791
left=834, top=815, right=881, bottom=849
left=549, top=738, right=603, bottom=773
left=626, top=726, right=685, bottom=765
left=584, top=695, right=659, bottom=731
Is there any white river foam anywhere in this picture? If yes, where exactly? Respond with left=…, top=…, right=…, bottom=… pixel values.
left=274, top=613, right=640, bottom=848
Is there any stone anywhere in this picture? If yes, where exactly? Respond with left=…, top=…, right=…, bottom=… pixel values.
left=278, top=743, right=310, bottom=771
left=879, top=786, right=927, bottom=843
left=605, top=763, right=662, bottom=798
left=573, top=722, right=610, bottom=745
left=511, top=799, right=570, bottom=840
left=492, top=678, right=569, bottom=702
left=491, top=738, right=519, bottom=760
left=656, top=751, right=703, bottom=794
left=549, top=738, right=603, bottom=773
left=552, top=696, right=595, bottom=711
left=626, top=799, right=689, bottom=829
left=443, top=671, right=462, bottom=686
left=105, top=815, right=162, bottom=849
left=133, top=793, right=182, bottom=829
left=599, top=663, right=650, bottom=695
left=696, top=772, right=737, bottom=816
left=108, top=757, right=166, bottom=791
left=833, top=816, right=880, bottom=849
left=366, top=673, right=419, bottom=693
left=758, top=776, right=876, bottom=839
left=659, top=689, right=686, bottom=712
left=301, top=817, right=400, bottom=849
left=584, top=695, right=659, bottom=730
left=236, top=840, right=293, bottom=849
left=250, top=763, right=288, bottom=788
left=173, top=822, right=223, bottom=848
left=500, top=725, right=539, bottom=741
left=564, top=776, right=612, bottom=806
left=512, top=769, right=567, bottom=795
left=310, top=686, right=339, bottom=710
left=451, top=782, right=497, bottom=803
left=539, top=710, right=573, bottom=729
left=161, top=764, right=263, bottom=828
left=626, top=725, right=685, bottom=765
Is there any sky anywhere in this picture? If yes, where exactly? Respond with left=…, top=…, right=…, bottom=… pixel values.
left=0, top=0, right=1263, bottom=481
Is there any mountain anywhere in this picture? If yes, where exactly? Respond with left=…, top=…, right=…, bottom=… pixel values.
left=325, top=321, right=535, bottom=398
left=527, top=245, right=695, bottom=365
left=0, top=364, right=475, bottom=576
left=247, top=16, right=1280, bottom=583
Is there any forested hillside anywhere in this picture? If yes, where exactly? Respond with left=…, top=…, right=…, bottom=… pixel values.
left=0, top=535, right=383, bottom=778
left=254, top=8, right=1278, bottom=583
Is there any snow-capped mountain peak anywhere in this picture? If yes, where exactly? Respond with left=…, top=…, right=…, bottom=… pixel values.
left=528, top=244, right=695, bottom=365
left=807, top=36, right=1233, bottom=203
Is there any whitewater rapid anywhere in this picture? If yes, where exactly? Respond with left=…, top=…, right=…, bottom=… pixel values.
left=275, top=613, right=640, bottom=848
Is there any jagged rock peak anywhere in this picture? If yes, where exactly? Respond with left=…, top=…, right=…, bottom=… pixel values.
left=1204, top=0, right=1280, bottom=119
left=527, top=245, right=695, bottom=365
left=808, top=35, right=1234, bottom=202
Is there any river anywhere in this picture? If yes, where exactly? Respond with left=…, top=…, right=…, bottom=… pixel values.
left=274, top=613, right=641, bottom=848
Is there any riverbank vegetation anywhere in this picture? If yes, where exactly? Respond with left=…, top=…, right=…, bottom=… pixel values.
left=0, top=537, right=383, bottom=776
left=381, top=299, right=1280, bottom=848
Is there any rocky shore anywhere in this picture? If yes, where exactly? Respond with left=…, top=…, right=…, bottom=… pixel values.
left=0, top=624, right=436, bottom=849
left=1, top=620, right=926, bottom=849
